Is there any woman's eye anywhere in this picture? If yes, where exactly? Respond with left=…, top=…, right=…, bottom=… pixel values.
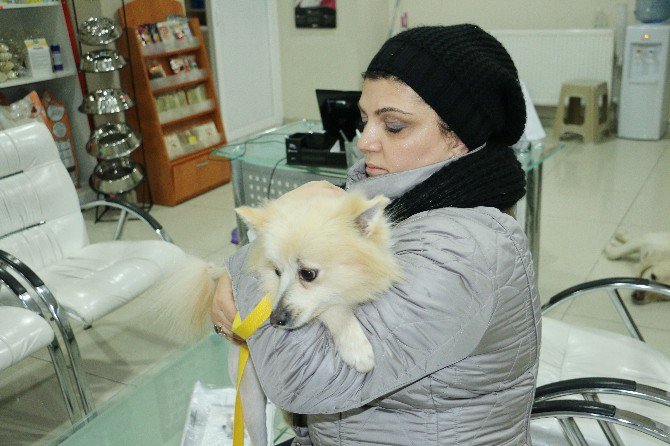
left=385, top=123, right=404, bottom=134
left=274, top=268, right=281, bottom=277
left=299, top=268, right=318, bottom=282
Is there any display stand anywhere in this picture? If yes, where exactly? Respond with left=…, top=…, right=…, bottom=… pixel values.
left=116, top=0, right=229, bottom=206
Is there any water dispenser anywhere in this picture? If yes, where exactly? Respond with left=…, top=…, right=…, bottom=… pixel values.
left=618, top=24, right=670, bottom=139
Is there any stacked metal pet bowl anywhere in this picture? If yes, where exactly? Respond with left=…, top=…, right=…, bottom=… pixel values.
left=78, top=17, right=143, bottom=196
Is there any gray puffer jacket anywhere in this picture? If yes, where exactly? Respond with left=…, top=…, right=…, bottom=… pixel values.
left=227, top=158, right=541, bottom=445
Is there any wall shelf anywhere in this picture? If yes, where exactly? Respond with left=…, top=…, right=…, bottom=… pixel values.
left=0, top=68, right=78, bottom=89
left=142, top=38, right=200, bottom=58
left=0, top=2, right=60, bottom=10
left=151, top=70, right=208, bottom=93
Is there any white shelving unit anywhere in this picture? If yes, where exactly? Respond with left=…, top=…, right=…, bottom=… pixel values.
left=0, top=1, right=94, bottom=202
left=0, top=67, right=78, bottom=89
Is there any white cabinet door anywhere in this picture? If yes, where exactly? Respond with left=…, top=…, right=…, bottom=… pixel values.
left=206, top=0, right=283, bottom=141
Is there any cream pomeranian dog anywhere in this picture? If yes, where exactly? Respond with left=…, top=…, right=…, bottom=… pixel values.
left=605, top=229, right=670, bottom=304
left=158, top=186, right=401, bottom=445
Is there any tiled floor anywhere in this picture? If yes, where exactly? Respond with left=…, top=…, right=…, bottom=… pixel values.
left=1, top=132, right=670, bottom=445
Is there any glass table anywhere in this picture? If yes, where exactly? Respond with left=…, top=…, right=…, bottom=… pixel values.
left=212, top=119, right=564, bottom=271
left=50, top=335, right=291, bottom=445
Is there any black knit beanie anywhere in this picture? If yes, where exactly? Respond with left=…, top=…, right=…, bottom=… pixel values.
left=365, top=24, right=526, bottom=150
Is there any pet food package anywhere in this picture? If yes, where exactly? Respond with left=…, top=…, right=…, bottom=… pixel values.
left=164, top=133, right=183, bottom=159
left=23, top=38, right=52, bottom=77
left=41, top=90, right=80, bottom=186
left=192, top=121, right=218, bottom=145
left=180, top=381, right=276, bottom=446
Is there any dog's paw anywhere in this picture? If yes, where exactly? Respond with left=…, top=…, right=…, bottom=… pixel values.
left=338, top=338, right=375, bottom=372
left=604, top=243, right=619, bottom=260
left=614, top=228, right=630, bottom=243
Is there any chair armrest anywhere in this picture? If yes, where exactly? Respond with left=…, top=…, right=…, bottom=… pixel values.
left=542, top=277, right=670, bottom=312
left=532, top=399, right=670, bottom=444
left=533, top=399, right=617, bottom=418
left=535, top=377, right=670, bottom=408
left=80, top=198, right=173, bottom=243
left=541, top=277, right=670, bottom=341
left=0, top=268, right=45, bottom=317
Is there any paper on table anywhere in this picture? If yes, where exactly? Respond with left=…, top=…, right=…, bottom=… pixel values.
left=180, top=381, right=276, bottom=446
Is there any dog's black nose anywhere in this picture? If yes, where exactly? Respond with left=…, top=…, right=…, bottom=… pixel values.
left=632, top=291, right=646, bottom=305
left=270, top=308, right=291, bottom=327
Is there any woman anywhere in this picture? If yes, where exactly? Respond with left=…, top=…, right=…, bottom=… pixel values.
left=213, top=24, right=540, bottom=445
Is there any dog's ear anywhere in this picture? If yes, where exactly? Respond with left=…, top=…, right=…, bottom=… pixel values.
left=235, top=205, right=268, bottom=230
left=354, top=195, right=390, bottom=237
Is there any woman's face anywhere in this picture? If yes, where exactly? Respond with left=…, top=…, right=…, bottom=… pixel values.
left=357, top=78, right=467, bottom=176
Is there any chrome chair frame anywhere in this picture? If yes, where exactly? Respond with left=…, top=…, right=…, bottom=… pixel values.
left=0, top=198, right=175, bottom=418
left=80, top=197, right=173, bottom=242
left=535, top=377, right=670, bottom=446
left=536, top=277, right=670, bottom=445
left=532, top=399, right=670, bottom=445
left=542, top=277, right=670, bottom=341
left=0, top=269, right=83, bottom=422
left=0, top=250, right=94, bottom=416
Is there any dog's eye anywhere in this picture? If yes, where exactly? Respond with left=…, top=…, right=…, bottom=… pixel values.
left=299, top=268, right=318, bottom=282
left=651, top=273, right=658, bottom=281
left=274, top=268, right=281, bottom=277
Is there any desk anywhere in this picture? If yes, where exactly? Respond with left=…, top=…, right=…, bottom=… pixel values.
left=212, top=119, right=564, bottom=272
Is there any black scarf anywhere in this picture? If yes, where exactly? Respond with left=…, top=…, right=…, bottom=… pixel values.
left=385, top=142, right=526, bottom=223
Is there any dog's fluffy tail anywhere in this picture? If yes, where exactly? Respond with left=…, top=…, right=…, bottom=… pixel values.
left=145, top=254, right=226, bottom=341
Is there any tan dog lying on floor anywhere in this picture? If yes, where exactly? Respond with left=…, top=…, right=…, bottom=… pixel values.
left=605, top=229, right=670, bottom=304
left=158, top=186, right=401, bottom=446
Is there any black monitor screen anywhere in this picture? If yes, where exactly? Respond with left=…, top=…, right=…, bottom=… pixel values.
left=316, top=89, right=362, bottom=141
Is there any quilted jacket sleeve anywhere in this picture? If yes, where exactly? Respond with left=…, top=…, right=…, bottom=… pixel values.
left=227, top=209, right=507, bottom=414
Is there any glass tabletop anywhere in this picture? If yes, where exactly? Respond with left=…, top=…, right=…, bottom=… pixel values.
left=212, top=119, right=347, bottom=179
left=211, top=119, right=564, bottom=174
left=50, top=335, right=291, bottom=446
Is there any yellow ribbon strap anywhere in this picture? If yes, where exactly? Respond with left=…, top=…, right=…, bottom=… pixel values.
left=231, top=294, right=273, bottom=446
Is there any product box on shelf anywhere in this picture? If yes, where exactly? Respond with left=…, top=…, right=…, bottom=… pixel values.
left=162, top=119, right=221, bottom=159
left=24, top=38, right=52, bottom=77
left=41, top=90, right=79, bottom=186
left=136, top=18, right=198, bottom=55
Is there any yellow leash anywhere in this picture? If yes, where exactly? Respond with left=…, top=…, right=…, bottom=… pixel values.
left=231, top=294, right=273, bottom=446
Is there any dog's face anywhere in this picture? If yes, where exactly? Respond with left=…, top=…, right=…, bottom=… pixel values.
left=236, top=192, right=401, bottom=329
left=632, top=259, right=670, bottom=304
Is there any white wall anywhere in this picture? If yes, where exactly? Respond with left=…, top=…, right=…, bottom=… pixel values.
left=276, top=0, right=389, bottom=121
left=74, top=1, right=644, bottom=125
left=399, top=0, right=637, bottom=30
left=276, top=0, right=640, bottom=121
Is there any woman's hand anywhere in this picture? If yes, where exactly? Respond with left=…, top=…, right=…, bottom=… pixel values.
left=211, top=272, right=245, bottom=345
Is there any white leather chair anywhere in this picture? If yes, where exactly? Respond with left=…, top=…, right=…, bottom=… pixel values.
left=532, top=278, right=670, bottom=445
left=0, top=121, right=188, bottom=417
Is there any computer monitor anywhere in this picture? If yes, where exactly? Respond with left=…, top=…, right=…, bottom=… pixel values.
left=316, top=89, right=362, bottom=142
